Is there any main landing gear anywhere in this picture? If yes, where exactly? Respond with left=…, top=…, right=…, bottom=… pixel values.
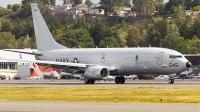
left=115, top=76, right=125, bottom=84
left=168, top=77, right=174, bottom=84
left=84, top=78, right=95, bottom=84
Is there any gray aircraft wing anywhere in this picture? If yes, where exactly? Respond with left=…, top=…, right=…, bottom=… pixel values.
left=3, top=49, right=42, bottom=56
left=0, top=57, right=116, bottom=71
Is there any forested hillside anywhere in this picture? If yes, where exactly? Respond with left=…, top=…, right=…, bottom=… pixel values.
left=0, top=0, right=200, bottom=54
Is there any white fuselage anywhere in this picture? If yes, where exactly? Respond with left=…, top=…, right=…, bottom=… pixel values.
left=37, top=47, right=188, bottom=76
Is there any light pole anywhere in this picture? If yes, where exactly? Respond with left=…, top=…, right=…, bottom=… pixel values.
left=165, top=11, right=171, bottom=19
left=154, top=11, right=159, bottom=20
left=155, top=2, right=160, bottom=18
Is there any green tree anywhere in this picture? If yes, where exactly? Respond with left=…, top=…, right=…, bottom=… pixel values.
left=132, top=0, right=156, bottom=15
left=58, top=28, right=94, bottom=48
left=0, top=32, right=16, bottom=49
left=1, top=20, right=12, bottom=32
left=163, top=23, right=183, bottom=49
left=49, top=0, right=56, bottom=5
left=124, top=0, right=131, bottom=7
left=193, top=6, right=200, bottom=11
left=190, top=36, right=200, bottom=53
left=64, top=0, right=71, bottom=4
left=71, top=19, right=86, bottom=29
left=71, top=0, right=82, bottom=6
left=194, top=0, right=200, bottom=7
left=185, top=0, right=193, bottom=10
left=16, top=35, right=33, bottom=48
left=12, top=18, right=24, bottom=39
left=190, top=15, right=200, bottom=38
left=0, top=9, right=11, bottom=17
left=125, top=26, right=142, bottom=47
left=21, top=1, right=32, bottom=16
left=99, top=37, right=118, bottom=48
left=12, top=4, right=21, bottom=12
left=7, top=4, right=12, bottom=9
left=90, top=20, right=111, bottom=46
left=179, top=20, right=191, bottom=39
left=173, top=5, right=184, bottom=27
left=114, top=0, right=125, bottom=7
left=85, top=0, right=93, bottom=6
left=100, top=0, right=114, bottom=16
left=24, top=20, right=34, bottom=37
left=165, top=0, right=185, bottom=13
left=147, top=19, right=168, bottom=47
left=177, top=39, right=198, bottom=54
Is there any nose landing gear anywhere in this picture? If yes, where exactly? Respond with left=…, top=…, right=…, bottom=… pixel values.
left=168, top=77, right=174, bottom=84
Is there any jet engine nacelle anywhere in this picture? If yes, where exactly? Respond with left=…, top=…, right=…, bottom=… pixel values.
left=83, top=66, right=109, bottom=80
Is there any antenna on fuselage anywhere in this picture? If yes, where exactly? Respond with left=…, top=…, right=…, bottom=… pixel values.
left=107, top=46, right=108, bottom=48
left=79, top=45, right=81, bottom=49
left=149, top=45, right=151, bottom=48
left=96, top=46, right=98, bottom=48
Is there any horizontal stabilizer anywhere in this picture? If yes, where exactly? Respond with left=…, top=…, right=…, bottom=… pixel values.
left=3, top=49, right=42, bottom=56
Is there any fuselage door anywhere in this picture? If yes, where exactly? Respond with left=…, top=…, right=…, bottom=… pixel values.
left=157, top=52, right=164, bottom=65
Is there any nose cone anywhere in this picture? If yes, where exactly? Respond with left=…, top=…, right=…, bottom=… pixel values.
left=186, top=62, right=191, bottom=68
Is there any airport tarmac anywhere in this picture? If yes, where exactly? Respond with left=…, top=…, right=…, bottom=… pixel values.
left=0, top=79, right=200, bottom=88
left=0, top=79, right=200, bottom=112
left=0, top=101, right=200, bottom=112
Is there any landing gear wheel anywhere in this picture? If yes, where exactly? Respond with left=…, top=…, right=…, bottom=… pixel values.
left=115, top=77, right=121, bottom=84
left=120, top=77, right=125, bottom=84
left=89, top=80, right=95, bottom=84
left=115, top=76, right=125, bottom=84
left=171, top=79, right=174, bottom=84
left=84, top=78, right=90, bottom=84
left=168, top=78, right=174, bottom=84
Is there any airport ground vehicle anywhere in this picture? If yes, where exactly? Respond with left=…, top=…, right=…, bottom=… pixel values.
left=188, top=74, right=200, bottom=79
left=125, top=75, right=141, bottom=80
left=155, top=75, right=169, bottom=80
left=13, top=76, right=21, bottom=80
left=175, top=74, right=189, bottom=79
left=0, top=74, right=6, bottom=80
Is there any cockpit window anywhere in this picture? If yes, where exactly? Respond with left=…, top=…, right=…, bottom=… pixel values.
left=169, top=55, right=182, bottom=59
left=176, top=55, right=182, bottom=58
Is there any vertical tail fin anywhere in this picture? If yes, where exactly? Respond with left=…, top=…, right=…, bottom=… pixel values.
left=31, top=3, right=67, bottom=51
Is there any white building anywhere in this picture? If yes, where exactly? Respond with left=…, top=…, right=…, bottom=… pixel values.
left=0, top=49, right=36, bottom=79
left=56, top=3, right=72, bottom=12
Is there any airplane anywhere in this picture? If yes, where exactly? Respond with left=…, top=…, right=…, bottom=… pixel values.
left=0, top=3, right=191, bottom=84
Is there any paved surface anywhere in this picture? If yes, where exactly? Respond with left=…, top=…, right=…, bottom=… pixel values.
left=0, top=101, right=200, bottom=112
left=0, top=79, right=200, bottom=88
left=0, top=79, right=200, bottom=112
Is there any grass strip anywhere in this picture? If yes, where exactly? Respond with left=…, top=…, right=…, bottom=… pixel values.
left=0, top=87, right=200, bottom=104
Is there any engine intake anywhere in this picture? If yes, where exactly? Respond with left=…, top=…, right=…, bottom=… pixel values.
left=83, top=66, right=109, bottom=80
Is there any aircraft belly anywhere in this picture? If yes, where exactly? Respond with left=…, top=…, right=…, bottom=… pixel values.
left=120, top=61, right=158, bottom=74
